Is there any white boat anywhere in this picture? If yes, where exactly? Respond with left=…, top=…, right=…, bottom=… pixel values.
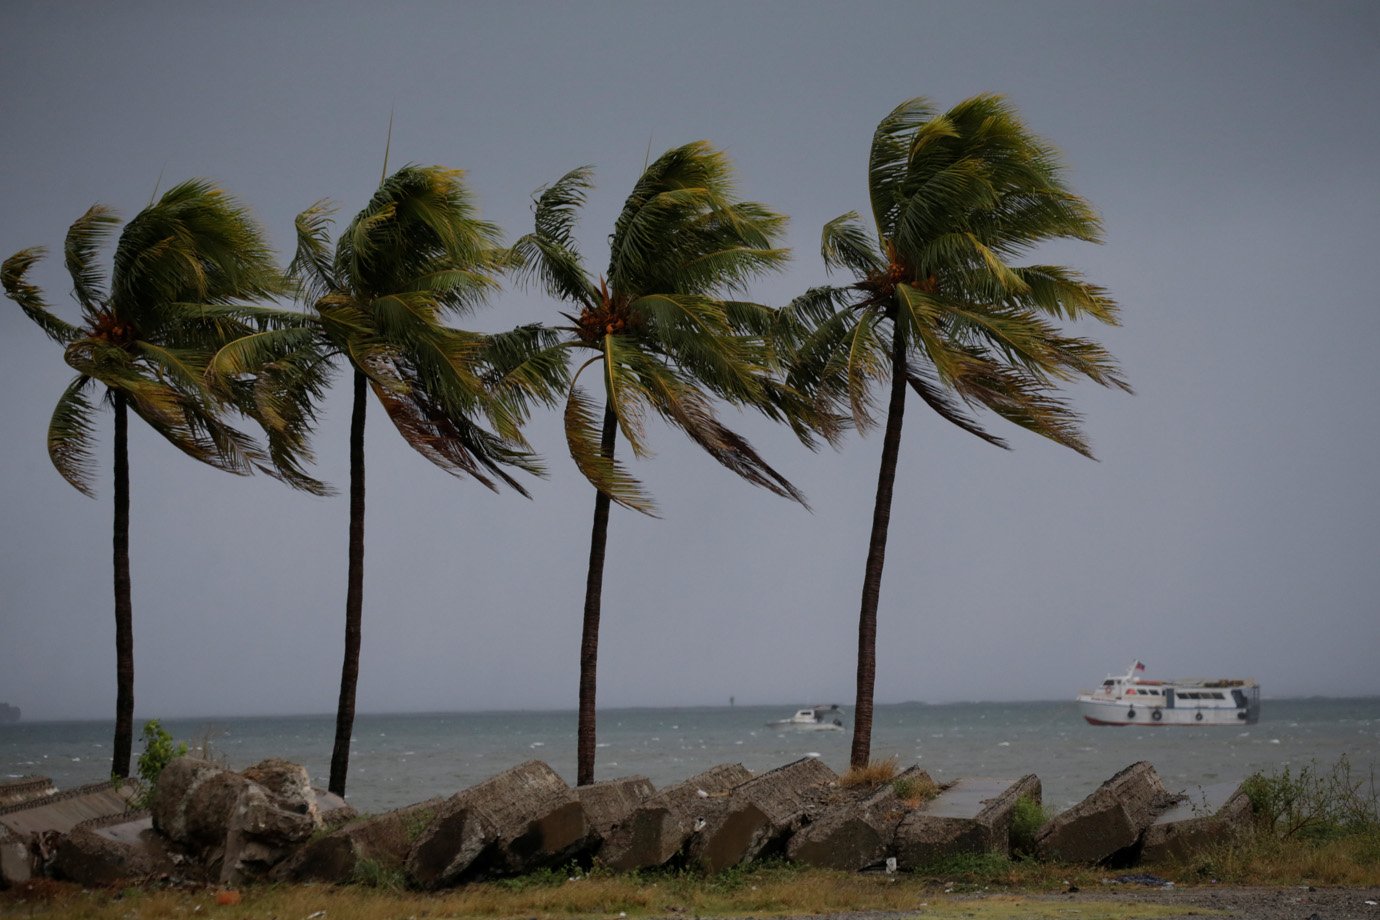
left=768, top=705, right=845, bottom=731
left=1076, top=661, right=1260, bottom=726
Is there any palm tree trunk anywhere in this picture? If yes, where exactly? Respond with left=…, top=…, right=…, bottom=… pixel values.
left=111, top=392, right=134, bottom=779
left=329, top=369, right=367, bottom=796
left=577, top=401, right=618, bottom=786
left=850, top=321, right=909, bottom=769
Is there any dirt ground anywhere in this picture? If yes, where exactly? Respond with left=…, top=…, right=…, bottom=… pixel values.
left=760, top=886, right=1380, bottom=920
left=1041, top=884, right=1380, bottom=919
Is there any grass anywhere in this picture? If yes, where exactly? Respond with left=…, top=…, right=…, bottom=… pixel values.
left=0, top=866, right=1199, bottom=920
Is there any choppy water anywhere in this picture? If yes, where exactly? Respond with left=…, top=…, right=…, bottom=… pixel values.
left=2, top=698, right=1376, bottom=813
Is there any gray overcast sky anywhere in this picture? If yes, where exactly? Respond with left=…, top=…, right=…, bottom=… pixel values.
left=2, top=1, right=1377, bottom=721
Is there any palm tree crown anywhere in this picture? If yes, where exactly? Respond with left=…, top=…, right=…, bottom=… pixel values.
left=787, top=95, right=1131, bottom=768
left=4, top=181, right=295, bottom=496
left=514, top=141, right=810, bottom=514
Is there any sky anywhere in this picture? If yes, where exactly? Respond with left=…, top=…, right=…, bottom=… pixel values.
left=1, top=1, right=1377, bottom=722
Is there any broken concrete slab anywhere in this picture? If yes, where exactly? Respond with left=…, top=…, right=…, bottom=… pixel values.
left=687, top=756, right=839, bottom=873
left=787, top=767, right=932, bottom=870
left=0, top=780, right=139, bottom=839
left=1140, top=781, right=1252, bottom=864
left=574, top=775, right=655, bottom=856
left=1035, top=762, right=1175, bottom=864
left=284, top=797, right=444, bottom=884
left=894, top=774, right=1041, bottom=867
left=405, top=761, right=586, bottom=888
left=0, top=777, right=55, bottom=809
left=598, top=763, right=752, bottom=871
left=53, top=813, right=176, bottom=886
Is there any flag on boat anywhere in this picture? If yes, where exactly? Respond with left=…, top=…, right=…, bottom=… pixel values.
left=1134, top=660, right=1146, bottom=672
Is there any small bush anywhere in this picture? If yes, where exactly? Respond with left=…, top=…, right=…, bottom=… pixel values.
left=1242, top=755, right=1379, bottom=840
left=134, top=720, right=186, bottom=806
left=1009, top=794, right=1050, bottom=857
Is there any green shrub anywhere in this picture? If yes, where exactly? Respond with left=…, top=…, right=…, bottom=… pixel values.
left=1009, top=794, right=1050, bottom=857
left=134, top=719, right=187, bottom=806
left=1242, top=755, right=1379, bottom=841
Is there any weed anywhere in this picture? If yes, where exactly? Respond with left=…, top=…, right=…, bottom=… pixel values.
left=893, top=771, right=939, bottom=805
left=1009, top=794, right=1050, bottom=858
left=351, top=857, right=408, bottom=890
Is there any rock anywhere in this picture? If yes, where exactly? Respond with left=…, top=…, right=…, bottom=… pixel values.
left=599, top=763, right=753, bottom=871
left=241, top=759, right=317, bottom=817
left=1140, top=781, right=1252, bottom=863
left=53, top=813, right=175, bottom=885
left=283, top=798, right=444, bottom=884
left=312, top=789, right=357, bottom=829
left=574, top=776, right=655, bottom=856
left=151, top=758, right=252, bottom=859
left=894, top=774, right=1041, bottom=867
left=687, top=757, right=839, bottom=873
left=1035, top=762, right=1175, bottom=863
left=220, top=780, right=322, bottom=886
left=787, top=767, right=932, bottom=870
left=406, top=761, right=586, bottom=887
left=0, top=777, right=55, bottom=809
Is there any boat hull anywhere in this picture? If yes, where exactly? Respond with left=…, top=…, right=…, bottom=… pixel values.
left=1076, top=696, right=1256, bottom=726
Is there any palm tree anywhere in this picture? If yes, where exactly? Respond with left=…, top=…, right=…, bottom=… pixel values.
left=512, top=142, right=824, bottom=785
left=2, top=181, right=295, bottom=778
left=786, top=95, right=1131, bottom=768
left=215, top=165, right=562, bottom=796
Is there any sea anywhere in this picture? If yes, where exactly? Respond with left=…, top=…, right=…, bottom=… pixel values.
left=2, top=699, right=1376, bottom=813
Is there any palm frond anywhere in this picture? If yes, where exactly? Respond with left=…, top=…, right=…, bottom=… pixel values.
left=3, top=248, right=82, bottom=344
left=48, top=376, right=101, bottom=496
left=64, top=205, right=120, bottom=320
left=868, top=97, right=938, bottom=241
left=563, top=382, right=656, bottom=515
left=634, top=355, right=808, bottom=507
left=290, top=200, right=340, bottom=306
left=905, top=362, right=1008, bottom=449
left=821, top=212, right=884, bottom=278
left=480, top=324, right=571, bottom=418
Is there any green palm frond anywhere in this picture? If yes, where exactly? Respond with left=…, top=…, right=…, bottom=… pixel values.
left=869, top=97, right=939, bottom=242
left=563, top=382, right=656, bottom=515
left=631, top=352, right=807, bottom=507
left=820, top=212, right=884, bottom=278
left=3, top=248, right=82, bottom=344
left=481, top=324, right=571, bottom=418
left=64, top=205, right=120, bottom=320
left=290, top=200, right=340, bottom=306
left=601, top=336, right=654, bottom=460
left=48, top=376, right=101, bottom=496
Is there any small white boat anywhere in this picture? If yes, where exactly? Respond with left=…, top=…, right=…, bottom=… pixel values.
left=768, top=705, right=845, bottom=731
left=1077, top=661, right=1260, bottom=726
